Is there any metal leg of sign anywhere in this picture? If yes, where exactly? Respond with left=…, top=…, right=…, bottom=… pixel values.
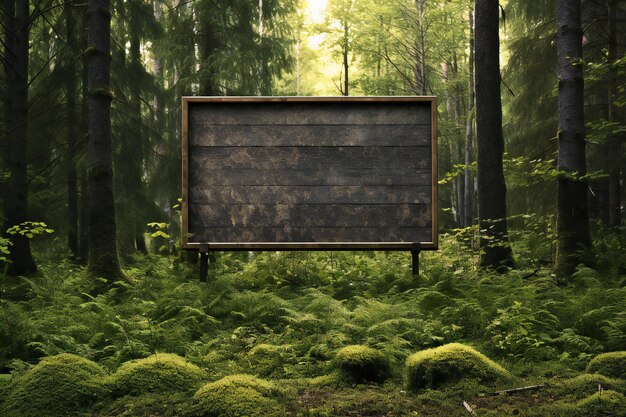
left=199, top=245, right=209, bottom=282
left=411, top=243, right=421, bottom=277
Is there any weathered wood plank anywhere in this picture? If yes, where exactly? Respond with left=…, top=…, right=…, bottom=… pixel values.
left=188, top=101, right=432, bottom=125
left=188, top=124, right=431, bottom=147
left=188, top=185, right=432, bottom=205
left=189, top=146, right=431, bottom=171
left=187, top=226, right=432, bottom=243
left=189, top=168, right=432, bottom=186
left=188, top=204, right=432, bottom=228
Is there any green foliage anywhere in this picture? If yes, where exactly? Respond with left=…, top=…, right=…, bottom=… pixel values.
left=334, top=345, right=389, bottom=384
left=5, top=221, right=54, bottom=239
left=586, top=351, right=626, bottom=379
left=405, top=343, right=510, bottom=390
left=106, top=353, right=207, bottom=396
left=576, top=390, right=626, bottom=417
left=486, top=301, right=558, bottom=359
left=2, top=353, right=107, bottom=417
left=0, top=236, right=11, bottom=262
left=188, top=375, right=284, bottom=417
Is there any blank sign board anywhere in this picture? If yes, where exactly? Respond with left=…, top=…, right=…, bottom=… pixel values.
left=182, top=96, right=437, bottom=250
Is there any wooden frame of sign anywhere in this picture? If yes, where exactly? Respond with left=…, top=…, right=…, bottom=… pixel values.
left=181, top=96, right=437, bottom=280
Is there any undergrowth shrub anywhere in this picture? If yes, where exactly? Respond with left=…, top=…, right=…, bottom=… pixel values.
left=2, top=353, right=107, bottom=417
left=106, top=353, right=206, bottom=396
left=334, top=345, right=389, bottom=383
left=586, top=351, right=626, bottom=379
left=188, top=374, right=284, bottom=417
left=486, top=301, right=558, bottom=359
left=405, top=343, right=510, bottom=390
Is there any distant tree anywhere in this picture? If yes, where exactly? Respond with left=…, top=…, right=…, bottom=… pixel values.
left=87, top=0, right=124, bottom=280
left=474, top=0, right=514, bottom=270
left=554, top=0, right=591, bottom=277
left=322, top=0, right=357, bottom=95
left=464, top=7, right=475, bottom=229
left=4, top=0, right=37, bottom=275
left=65, top=2, right=79, bottom=261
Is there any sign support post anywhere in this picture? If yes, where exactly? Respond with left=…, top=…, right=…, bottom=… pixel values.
left=411, top=243, right=421, bottom=277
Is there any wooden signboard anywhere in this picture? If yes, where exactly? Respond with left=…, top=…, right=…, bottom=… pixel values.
left=182, top=96, right=437, bottom=275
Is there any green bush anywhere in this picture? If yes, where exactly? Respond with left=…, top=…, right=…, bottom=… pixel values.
left=2, top=353, right=107, bottom=417
left=576, top=390, right=626, bottom=417
left=189, top=374, right=284, bottom=417
left=335, top=345, right=389, bottom=383
left=107, top=353, right=206, bottom=396
left=405, top=343, right=510, bottom=390
left=586, top=351, right=626, bottom=379
left=555, top=374, right=625, bottom=398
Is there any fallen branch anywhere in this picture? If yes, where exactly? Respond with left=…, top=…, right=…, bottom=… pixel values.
left=494, top=384, right=546, bottom=395
left=462, top=401, right=477, bottom=415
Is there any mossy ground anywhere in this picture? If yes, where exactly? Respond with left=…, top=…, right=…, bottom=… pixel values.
left=106, top=353, right=207, bottom=396
left=334, top=344, right=389, bottom=383
left=586, top=351, right=626, bottom=379
left=405, top=343, right=511, bottom=389
left=2, top=353, right=108, bottom=417
left=1, top=247, right=625, bottom=416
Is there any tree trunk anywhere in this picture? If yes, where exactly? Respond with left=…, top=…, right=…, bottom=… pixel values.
left=66, top=2, right=79, bottom=261
left=464, top=8, right=475, bottom=228
left=607, top=0, right=621, bottom=228
left=343, top=19, right=349, bottom=96
left=129, top=8, right=147, bottom=254
left=554, top=0, right=591, bottom=277
left=474, top=0, right=514, bottom=271
left=5, top=0, right=37, bottom=276
left=1, top=0, right=14, bottom=246
left=79, top=5, right=90, bottom=263
left=87, top=0, right=124, bottom=280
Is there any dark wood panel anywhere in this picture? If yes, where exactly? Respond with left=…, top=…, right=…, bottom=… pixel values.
left=187, top=226, right=432, bottom=243
left=188, top=124, right=431, bottom=147
left=188, top=185, right=432, bottom=205
left=189, top=146, right=431, bottom=171
left=189, top=168, right=431, bottom=186
left=188, top=204, right=432, bottom=228
left=188, top=101, right=432, bottom=125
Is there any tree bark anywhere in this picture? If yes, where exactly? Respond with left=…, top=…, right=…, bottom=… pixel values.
left=474, top=0, right=514, bottom=271
left=5, top=0, right=37, bottom=275
left=607, top=0, right=621, bottom=228
left=555, top=0, right=591, bottom=277
left=66, top=2, right=79, bottom=261
left=343, top=18, right=349, bottom=96
left=464, top=8, right=475, bottom=228
left=87, top=0, right=124, bottom=280
left=129, top=6, right=147, bottom=254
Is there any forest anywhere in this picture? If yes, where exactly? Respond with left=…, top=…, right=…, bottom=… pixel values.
left=1, top=0, right=625, bottom=416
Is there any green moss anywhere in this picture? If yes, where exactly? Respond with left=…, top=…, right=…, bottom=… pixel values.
left=576, top=390, right=626, bottom=417
left=586, top=351, right=626, bottom=379
left=334, top=345, right=389, bottom=384
left=247, top=344, right=293, bottom=377
left=405, top=343, right=510, bottom=390
left=107, top=353, right=206, bottom=397
left=189, top=374, right=284, bottom=417
left=555, top=374, right=625, bottom=398
left=2, top=353, right=107, bottom=417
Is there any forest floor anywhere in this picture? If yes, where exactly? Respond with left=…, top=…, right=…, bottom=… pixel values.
left=1, top=234, right=625, bottom=416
